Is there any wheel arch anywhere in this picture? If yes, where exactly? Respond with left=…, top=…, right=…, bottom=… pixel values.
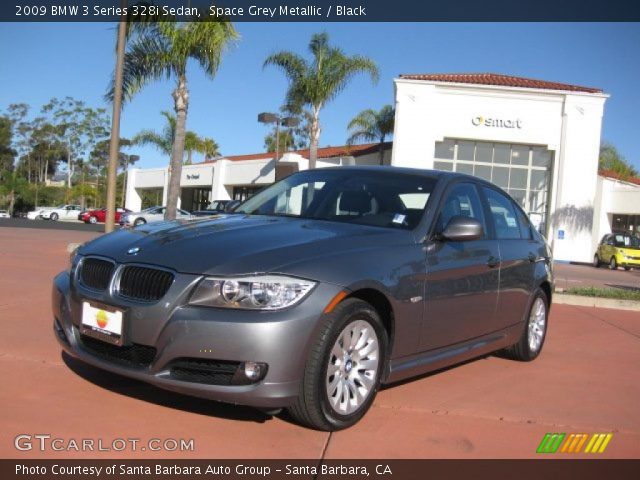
left=344, top=288, right=395, bottom=358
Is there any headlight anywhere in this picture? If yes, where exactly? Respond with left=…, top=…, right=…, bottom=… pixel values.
left=189, top=275, right=316, bottom=310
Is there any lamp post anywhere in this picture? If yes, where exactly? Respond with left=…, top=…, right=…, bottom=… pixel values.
left=257, top=112, right=300, bottom=163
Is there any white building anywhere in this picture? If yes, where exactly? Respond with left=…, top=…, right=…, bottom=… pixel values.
left=126, top=72, right=640, bottom=263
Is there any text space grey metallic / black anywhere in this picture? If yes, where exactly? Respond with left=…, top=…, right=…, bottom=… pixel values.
left=52, top=167, right=553, bottom=430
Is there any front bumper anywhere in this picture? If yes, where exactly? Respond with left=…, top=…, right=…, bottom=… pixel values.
left=52, top=270, right=342, bottom=408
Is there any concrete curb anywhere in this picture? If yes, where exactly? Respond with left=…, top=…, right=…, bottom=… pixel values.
left=554, top=292, right=640, bottom=312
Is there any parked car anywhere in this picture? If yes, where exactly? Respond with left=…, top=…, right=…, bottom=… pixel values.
left=119, top=206, right=193, bottom=227
left=27, top=207, right=53, bottom=220
left=39, top=204, right=82, bottom=221
left=0, top=210, right=10, bottom=219
left=81, top=208, right=131, bottom=224
left=53, top=167, right=553, bottom=430
left=192, top=200, right=233, bottom=217
left=593, top=232, right=640, bottom=270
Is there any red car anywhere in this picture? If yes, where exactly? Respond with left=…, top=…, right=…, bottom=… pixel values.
left=81, top=208, right=131, bottom=224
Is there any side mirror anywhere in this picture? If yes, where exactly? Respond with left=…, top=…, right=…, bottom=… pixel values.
left=441, top=216, right=484, bottom=242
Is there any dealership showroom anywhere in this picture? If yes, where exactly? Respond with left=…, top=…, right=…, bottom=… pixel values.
left=124, top=73, right=640, bottom=264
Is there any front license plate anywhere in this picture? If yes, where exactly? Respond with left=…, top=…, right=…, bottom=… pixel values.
left=81, top=302, right=124, bottom=346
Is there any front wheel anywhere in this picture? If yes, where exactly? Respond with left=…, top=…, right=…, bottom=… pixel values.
left=624, top=267, right=631, bottom=271
left=50, top=213, right=58, bottom=221
left=504, top=288, right=548, bottom=362
left=133, top=218, right=146, bottom=226
left=89, top=216, right=97, bottom=224
left=288, top=298, right=388, bottom=431
left=610, top=257, right=617, bottom=270
left=593, top=254, right=600, bottom=268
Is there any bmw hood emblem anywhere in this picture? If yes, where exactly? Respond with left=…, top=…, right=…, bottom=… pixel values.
left=127, top=246, right=141, bottom=255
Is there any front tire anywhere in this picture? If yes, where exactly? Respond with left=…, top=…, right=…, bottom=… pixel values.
left=593, top=254, right=600, bottom=268
left=288, top=298, right=388, bottom=431
left=133, top=218, right=146, bottom=226
left=50, top=213, right=58, bottom=221
left=504, top=288, right=548, bottom=362
left=610, top=257, right=617, bottom=270
left=89, top=216, right=97, bottom=224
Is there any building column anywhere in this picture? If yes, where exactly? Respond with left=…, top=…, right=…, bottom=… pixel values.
left=211, top=160, right=230, bottom=200
left=125, top=169, right=142, bottom=212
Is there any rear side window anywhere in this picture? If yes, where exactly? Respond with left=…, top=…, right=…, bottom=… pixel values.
left=482, top=187, right=521, bottom=240
left=437, top=183, right=486, bottom=237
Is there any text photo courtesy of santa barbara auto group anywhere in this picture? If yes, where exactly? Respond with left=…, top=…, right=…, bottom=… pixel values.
left=0, top=1, right=639, bottom=479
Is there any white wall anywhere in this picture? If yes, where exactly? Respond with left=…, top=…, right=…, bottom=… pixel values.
left=392, top=78, right=608, bottom=262
left=593, top=176, right=640, bottom=254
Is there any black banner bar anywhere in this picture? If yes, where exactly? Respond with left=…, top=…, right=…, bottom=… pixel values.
left=4, top=0, right=640, bottom=22
left=3, top=459, right=640, bottom=480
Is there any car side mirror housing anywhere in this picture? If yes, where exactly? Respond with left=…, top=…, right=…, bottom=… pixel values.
left=441, top=216, right=484, bottom=242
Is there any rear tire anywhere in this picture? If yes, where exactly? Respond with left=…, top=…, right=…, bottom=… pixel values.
left=609, top=257, right=617, bottom=270
left=503, top=288, right=548, bottom=362
left=89, top=216, right=97, bottom=224
left=287, top=298, right=388, bottom=431
left=593, top=254, right=600, bottom=268
left=133, top=218, right=146, bottom=226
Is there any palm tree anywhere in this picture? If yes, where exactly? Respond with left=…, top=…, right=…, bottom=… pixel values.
left=264, top=32, right=378, bottom=169
left=200, top=137, right=220, bottom=161
left=108, top=13, right=238, bottom=220
left=347, top=105, right=395, bottom=165
left=133, top=111, right=219, bottom=164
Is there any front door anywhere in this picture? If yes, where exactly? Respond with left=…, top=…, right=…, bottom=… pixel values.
left=421, top=182, right=500, bottom=351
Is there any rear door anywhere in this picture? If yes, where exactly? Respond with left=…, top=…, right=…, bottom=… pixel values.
left=421, top=181, right=500, bottom=351
left=481, top=186, right=536, bottom=331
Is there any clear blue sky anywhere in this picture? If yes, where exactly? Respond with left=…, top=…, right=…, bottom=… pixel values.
left=1, top=22, right=639, bottom=170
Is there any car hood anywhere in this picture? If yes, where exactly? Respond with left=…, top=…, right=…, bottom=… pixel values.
left=78, top=214, right=410, bottom=276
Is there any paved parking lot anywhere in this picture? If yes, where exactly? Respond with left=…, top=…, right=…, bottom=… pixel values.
left=1, top=226, right=639, bottom=459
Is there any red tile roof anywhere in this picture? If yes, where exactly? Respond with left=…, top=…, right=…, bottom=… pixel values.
left=202, top=142, right=392, bottom=164
left=598, top=169, right=640, bottom=186
left=399, top=73, right=603, bottom=94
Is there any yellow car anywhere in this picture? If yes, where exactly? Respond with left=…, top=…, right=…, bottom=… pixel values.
left=594, top=233, right=640, bottom=271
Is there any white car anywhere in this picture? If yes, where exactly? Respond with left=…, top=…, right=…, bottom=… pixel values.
left=0, top=210, right=10, bottom=219
left=39, top=204, right=82, bottom=221
left=120, top=206, right=193, bottom=227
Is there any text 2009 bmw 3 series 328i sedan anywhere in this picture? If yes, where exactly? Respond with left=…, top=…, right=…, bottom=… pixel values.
left=52, top=166, right=553, bottom=430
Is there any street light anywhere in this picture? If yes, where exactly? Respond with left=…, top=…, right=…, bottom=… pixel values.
left=257, top=112, right=300, bottom=164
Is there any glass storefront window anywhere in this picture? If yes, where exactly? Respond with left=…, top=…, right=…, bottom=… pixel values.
left=532, top=147, right=552, bottom=167
left=434, top=139, right=455, bottom=159
left=457, top=141, right=475, bottom=161
left=492, top=166, right=510, bottom=189
left=475, top=142, right=493, bottom=163
left=433, top=161, right=453, bottom=171
left=511, top=145, right=529, bottom=166
left=509, top=168, right=528, bottom=189
left=474, top=164, right=492, bottom=182
left=493, top=143, right=510, bottom=164
left=456, top=162, right=474, bottom=175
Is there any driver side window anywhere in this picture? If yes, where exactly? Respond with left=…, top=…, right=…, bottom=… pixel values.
left=437, top=183, right=486, bottom=238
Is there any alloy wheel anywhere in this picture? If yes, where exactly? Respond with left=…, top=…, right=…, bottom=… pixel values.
left=527, top=297, right=546, bottom=353
left=325, top=319, right=379, bottom=415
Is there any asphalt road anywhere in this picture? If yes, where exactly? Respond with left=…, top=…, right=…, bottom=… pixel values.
left=0, top=227, right=638, bottom=459
left=0, top=218, right=107, bottom=232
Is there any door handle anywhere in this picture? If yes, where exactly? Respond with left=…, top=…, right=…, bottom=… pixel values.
left=487, top=256, right=500, bottom=268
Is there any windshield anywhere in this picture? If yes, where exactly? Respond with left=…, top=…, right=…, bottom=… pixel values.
left=613, top=234, right=640, bottom=248
left=235, top=169, right=437, bottom=230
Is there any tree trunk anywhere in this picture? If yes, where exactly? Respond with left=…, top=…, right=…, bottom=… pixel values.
left=67, top=144, right=72, bottom=189
left=379, top=137, right=385, bottom=166
left=166, top=75, right=189, bottom=221
left=309, top=107, right=321, bottom=170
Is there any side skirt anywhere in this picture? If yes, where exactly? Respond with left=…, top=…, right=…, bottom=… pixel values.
left=383, top=323, right=523, bottom=385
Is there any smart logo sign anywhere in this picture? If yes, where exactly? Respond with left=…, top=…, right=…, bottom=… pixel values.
left=536, top=432, right=613, bottom=454
left=472, top=115, right=522, bottom=129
